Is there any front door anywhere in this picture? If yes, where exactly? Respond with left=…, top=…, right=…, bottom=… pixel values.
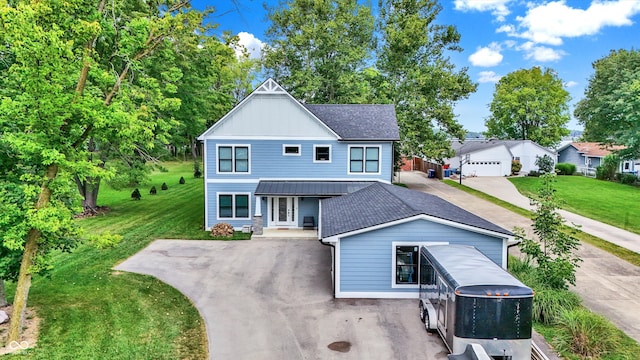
left=272, top=197, right=297, bottom=227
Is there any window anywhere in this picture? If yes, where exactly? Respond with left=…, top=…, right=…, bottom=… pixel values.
left=349, top=146, right=380, bottom=173
left=396, top=246, right=418, bottom=284
left=217, top=145, right=250, bottom=173
left=217, top=194, right=250, bottom=219
left=314, top=145, right=331, bottom=162
left=283, top=144, right=301, bottom=156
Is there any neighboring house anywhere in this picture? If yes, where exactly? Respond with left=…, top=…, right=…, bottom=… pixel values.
left=446, top=139, right=555, bottom=176
left=557, top=142, right=636, bottom=175
left=199, top=79, right=515, bottom=299
left=198, top=79, right=399, bottom=233
left=320, top=182, right=514, bottom=298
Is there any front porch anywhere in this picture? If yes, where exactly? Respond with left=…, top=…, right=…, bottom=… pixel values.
left=251, top=228, right=318, bottom=240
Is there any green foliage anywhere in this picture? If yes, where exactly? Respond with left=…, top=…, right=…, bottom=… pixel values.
left=150, top=186, right=157, bottom=195
left=596, top=154, right=619, bottom=181
left=85, top=231, right=123, bottom=249
left=532, top=288, right=582, bottom=325
left=131, top=188, right=141, bottom=200
left=555, top=162, right=577, bottom=175
left=554, top=308, right=624, bottom=359
left=575, top=49, right=640, bottom=159
left=511, top=160, right=522, bottom=174
left=535, top=154, right=555, bottom=173
left=516, top=173, right=582, bottom=289
left=485, top=67, right=571, bottom=147
left=179, top=176, right=185, bottom=184
left=193, top=161, right=202, bottom=178
left=616, top=173, right=637, bottom=185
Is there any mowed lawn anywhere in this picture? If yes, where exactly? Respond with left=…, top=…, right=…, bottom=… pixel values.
left=509, top=175, right=640, bottom=235
left=5, top=162, right=211, bottom=359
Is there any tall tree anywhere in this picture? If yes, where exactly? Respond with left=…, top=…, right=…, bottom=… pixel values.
left=485, top=67, right=570, bottom=148
left=377, top=0, right=477, bottom=161
left=263, top=0, right=375, bottom=103
left=574, top=49, right=640, bottom=159
left=0, top=0, right=209, bottom=342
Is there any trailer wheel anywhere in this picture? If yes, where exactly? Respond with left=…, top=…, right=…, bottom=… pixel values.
left=424, top=310, right=434, bottom=333
left=419, top=301, right=425, bottom=321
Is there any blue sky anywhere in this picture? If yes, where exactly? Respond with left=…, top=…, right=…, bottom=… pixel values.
left=193, top=0, right=640, bottom=132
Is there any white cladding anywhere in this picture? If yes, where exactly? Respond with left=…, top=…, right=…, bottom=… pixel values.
left=460, top=145, right=512, bottom=177
left=202, top=93, right=337, bottom=139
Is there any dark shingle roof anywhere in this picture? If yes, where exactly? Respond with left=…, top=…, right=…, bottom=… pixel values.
left=321, top=183, right=512, bottom=238
left=254, top=181, right=376, bottom=196
left=304, top=104, right=399, bottom=141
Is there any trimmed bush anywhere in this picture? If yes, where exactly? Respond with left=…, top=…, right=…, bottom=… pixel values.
left=149, top=186, right=157, bottom=195
left=555, top=162, right=576, bottom=175
left=161, top=182, right=168, bottom=190
left=528, top=170, right=540, bottom=177
left=193, top=161, right=202, bottom=178
left=553, top=308, right=622, bottom=358
left=617, top=173, right=637, bottom=185
left=179, top=176, right=185, bottom=184
left=532, top=287, right=581, bottom=325
left=535, top=154, right=555, bottom=173
left=511, top=160, right=522, bottom=175
left=131, top=188, right=141, bottom=200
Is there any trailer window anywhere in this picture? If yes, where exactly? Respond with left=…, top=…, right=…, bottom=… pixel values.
left=396, top=246, right=418, bottom=284
left=455, top=296, right=532, bottom=340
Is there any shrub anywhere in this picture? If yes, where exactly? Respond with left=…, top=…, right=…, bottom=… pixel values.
left=149, top=186, right=157, bottom=195
left=532, top=287, right=581, bottom=325
left=511, top=160, right=522, bottom=175
left=617, top=173, right=637, bottom=185
left=553, top=308, right=622, bottom=358
left=193, top=161, right=202, bottom=178
left=161, top=182, right=168, bottom=190
left=555, top=162, right=576, bottom=175
left=535, top=154, right=555, bottom=173
left=179, top=176, right=185, bottom=184
left=131, top=188, right=141, bottom=200
left=210, top=223, right=234, bottom=238
left=528, top=170, right=540, bottom=177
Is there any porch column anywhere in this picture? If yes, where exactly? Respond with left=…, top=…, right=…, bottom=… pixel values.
left=252, top=195, right=263, bottom=235
left=254, top=195, right=262, bottom=216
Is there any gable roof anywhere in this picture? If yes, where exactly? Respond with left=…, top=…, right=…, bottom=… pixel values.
left=198, top=78, right=399, bottom=141
left=303, top=104, right=399, bottom=141
left=451, top=139, right=512, bottom=156
left=320, top=182, right=512, bottom=238
left=559, top=142, right=625, bottom=158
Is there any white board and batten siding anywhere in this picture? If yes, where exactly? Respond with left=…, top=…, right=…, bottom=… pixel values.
left=334, top=219, right=507, bottom=299
left=508, top=141, right=555, bottom=174
left=462, top=145, right=512, bottom=177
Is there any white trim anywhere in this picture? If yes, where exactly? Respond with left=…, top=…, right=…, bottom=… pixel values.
left=282, top=144, right=302, bottom=156
left=215, top=144, right=252, bottom=174
left=202, top=135, right=336, bottom=141
left=391, top=241, right=448, bottom=289
left=313, top=144, right=332, bottom=163
left=203, top=140, right=209, bottom=229
left=206, top=177, right=391, bottom=184
left=198, top=78, right=341, bottom=140
left=207, top=179, right=260, bottom=184
left=216, top=192, right=252, bottom=221
left=502, top=238, right=508, bottom=269
left=267, top=196, right=299, bottom=227
left=254, top=195, right=262, bottom=217
left=336, top=291, right=419, bottom=299
left=347, top=145, right=382, bottom=175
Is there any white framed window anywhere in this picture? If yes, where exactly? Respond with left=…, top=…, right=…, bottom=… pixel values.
left=391, top=241, right=447, bottom=288
left=313, top=144, right=331, bottom=163
left=283, top=144, right=301, bottom=156
left=217, top=144, right=250, bottom=174
left=217, top=193, right=251, bottom=220
left=348, top=145, right=381, bottom=174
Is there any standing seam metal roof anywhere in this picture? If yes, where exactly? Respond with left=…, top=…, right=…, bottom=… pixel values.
left=254, top=181, right=377, bottom=196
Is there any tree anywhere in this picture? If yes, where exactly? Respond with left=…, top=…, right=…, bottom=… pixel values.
left=535, top=154, right=555, bottom=173
left=517, top=173, right=582, bottom=290
left=263, top=0, right=376, bottom=103
left=377, top=0, right=477, bottom=161
left=575, top=49, right=640, bottom=159
left=485, top=67, right=571, bottom=148
left=0, top=0, right=210, bottom=342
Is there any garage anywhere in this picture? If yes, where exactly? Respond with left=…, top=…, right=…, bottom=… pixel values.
left=464, top=161, right=503, bottom=177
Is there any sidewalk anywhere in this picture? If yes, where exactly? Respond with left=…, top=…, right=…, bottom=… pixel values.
left=397, top=171, right=640, bottom=343
left=453, top=175, right=640, bottom=254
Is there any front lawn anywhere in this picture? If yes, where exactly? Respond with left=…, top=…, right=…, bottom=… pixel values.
left=509, top=176, right=640, bottom=235
left=5, top=162, right=210, bottom=359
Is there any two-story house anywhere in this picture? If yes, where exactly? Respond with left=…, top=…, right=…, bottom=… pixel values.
left=198, top=79, right=398, bottom=235
left=199, top=79, right=516, bottom=299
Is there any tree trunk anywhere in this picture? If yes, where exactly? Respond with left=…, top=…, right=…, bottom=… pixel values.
left=75, top=175, right=101, bottom=211
left=0, top=279, right=8, bottom=307
left=7, top=164, right=58, bottom=343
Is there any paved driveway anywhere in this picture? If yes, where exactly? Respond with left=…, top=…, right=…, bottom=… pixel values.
left=116, top=239, right=448, bottom=360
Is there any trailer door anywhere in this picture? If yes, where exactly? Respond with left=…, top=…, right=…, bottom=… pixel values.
left=437, top=276, right=448, bottom=334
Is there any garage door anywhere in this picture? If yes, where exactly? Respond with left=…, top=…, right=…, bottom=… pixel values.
left=465, top=161, right=502, bottom=176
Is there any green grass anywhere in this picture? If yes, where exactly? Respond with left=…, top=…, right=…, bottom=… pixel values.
left=508, top=176, right=640, bottom=235
left=5, top=162, right=210, bottom=359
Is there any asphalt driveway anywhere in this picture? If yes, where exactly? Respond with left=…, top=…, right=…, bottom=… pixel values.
left=115, top=239, right=448, bottom=359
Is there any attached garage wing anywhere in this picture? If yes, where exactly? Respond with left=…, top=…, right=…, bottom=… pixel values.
left=464, top=161, right=504, bottom=177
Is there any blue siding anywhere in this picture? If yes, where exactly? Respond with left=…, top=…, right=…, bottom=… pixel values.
left=297, top=198, right=319, bottom=227
left=558, top=147, right=583, bottom=167
left=339, top=219, right=504, bottom=294
left=206, top=182, right=257, bottom=229
left=205, top=139, right=393, bottom=181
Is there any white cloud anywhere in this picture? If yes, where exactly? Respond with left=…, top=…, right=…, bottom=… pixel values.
left=518, top=41, right=566, bottom=62
left=516, top=0, right=640, bottom=45
left=234, top=32, right=264, bottom=59
left=478, top=71, right=502, bottom=83
left=564, top=80, right=578, bottom=88
left=468, top=42, right=504, bottom=67
left=454, top=0, right=512, bottom=21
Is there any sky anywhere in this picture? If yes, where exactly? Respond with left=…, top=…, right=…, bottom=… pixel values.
left=192, top=0, right=640, bottom=133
